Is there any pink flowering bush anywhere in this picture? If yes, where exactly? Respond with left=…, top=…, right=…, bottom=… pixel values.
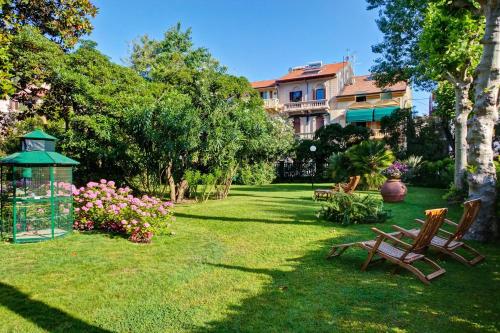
left=73, top=179, right=174, bottom=243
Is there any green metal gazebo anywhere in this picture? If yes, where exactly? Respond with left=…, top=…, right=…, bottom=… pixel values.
left=0, top=130, right=79, bottom=243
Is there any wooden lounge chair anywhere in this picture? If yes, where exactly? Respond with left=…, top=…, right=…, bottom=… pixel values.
left=392, top=199, right=484, bottom=266
left=327, top=208, right=448, bottom=285
left=314, top=175, right=360, bottom=200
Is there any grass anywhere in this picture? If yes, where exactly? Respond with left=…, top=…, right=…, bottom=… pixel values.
left=0, top=184, right=498, bottom=333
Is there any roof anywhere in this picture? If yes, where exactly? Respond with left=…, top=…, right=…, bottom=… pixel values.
left=276, top=62, right=347, bottom=83
left=338, top=75, right=407, bottom=97
left=0, top=151, right=79, bottom=166
left=250, top=61, right=348, bottom=87
left=22, top=130, right=57, bottom=141
left=251, top=80, right=277, bottom=89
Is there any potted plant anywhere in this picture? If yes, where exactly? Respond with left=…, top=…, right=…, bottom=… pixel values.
left=380, top=162, right=409, bottom=202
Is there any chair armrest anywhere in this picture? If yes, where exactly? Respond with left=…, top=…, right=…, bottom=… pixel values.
left=437, top=228, right=454, bottom=237
left=391, top=225, right=415, bottom=238
left=444, top=218, right=458, bottom=227
left=415, top=218, right=425, bottom=225
left=371, top=227, right=413, bottom=250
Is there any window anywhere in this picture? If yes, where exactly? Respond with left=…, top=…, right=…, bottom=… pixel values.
left=260, top=91, right=269, bottom=99
left=355, top=95, right=367, bottom=102
left=289, top=91, right=302, bottom=102
left=315, top=88, right=325, bottom=100
left=381, top=91, right=392, bottom=100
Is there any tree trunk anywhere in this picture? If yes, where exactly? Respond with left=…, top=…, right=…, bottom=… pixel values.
left=466, top=1, right=500, bottom=241
left=176, top=179, right=188, bottom=202
left=166, top=162, right=176, bottom=203
left=453, top=84, right=472, bottom=190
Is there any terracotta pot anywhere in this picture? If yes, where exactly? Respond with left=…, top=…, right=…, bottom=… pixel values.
left=380, top=179, right=407, bottom=202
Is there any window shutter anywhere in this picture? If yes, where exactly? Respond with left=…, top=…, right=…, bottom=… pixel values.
left=312, top=89, right=316, bottom=100
left=316, top=115, right=324, bottom=130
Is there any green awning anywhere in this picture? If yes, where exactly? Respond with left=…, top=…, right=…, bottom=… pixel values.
left=346, top=108, right=374, bottom=123
left=374, top=106, right=399, bottom=121
left=0, top=151, right=79, bottom=166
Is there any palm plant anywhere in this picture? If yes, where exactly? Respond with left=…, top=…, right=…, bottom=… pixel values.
left=345, top=141, right=395, bottom=189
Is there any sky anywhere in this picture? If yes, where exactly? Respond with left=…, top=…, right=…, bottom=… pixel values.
left=89, top=0, right=429, bottom=114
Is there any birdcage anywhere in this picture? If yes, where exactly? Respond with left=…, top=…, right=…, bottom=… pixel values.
left=0, top=130, right=79, bottom=243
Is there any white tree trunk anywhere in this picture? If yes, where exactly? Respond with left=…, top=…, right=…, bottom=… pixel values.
left=453, top=84, right=472, bottom=190
left=466, top=0, right=500, bottom=241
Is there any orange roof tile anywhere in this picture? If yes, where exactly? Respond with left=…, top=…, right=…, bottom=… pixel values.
left=251, top=79, right=277, bottom=89
left=338, top=75, right=407, bottom=97
left=276, top=62, right=347, bottom=83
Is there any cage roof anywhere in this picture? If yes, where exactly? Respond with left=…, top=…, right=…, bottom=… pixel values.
left=0, top=151, right=79, bottom=166
left=21, top=130, right=58, bottom=141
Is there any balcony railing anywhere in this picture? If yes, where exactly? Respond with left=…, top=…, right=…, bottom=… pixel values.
left=263, top=98, right=281, bottom=110
left=284, top=99, right=328, bottom=112
left=295, top=132, right=315, bottom=140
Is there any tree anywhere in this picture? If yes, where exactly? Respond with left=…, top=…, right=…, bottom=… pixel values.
left=367, top=0, right=483, bottom=191
left=419, top=1, right=483, bottom=190
left=0, top=0, right=98, bottom=96
left=128, top=24, right=291, bottom=202
left=462, top=0, right=500, bottom=241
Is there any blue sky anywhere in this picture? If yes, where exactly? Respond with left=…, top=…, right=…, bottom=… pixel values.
left=89, top=0, right=429, bottom=114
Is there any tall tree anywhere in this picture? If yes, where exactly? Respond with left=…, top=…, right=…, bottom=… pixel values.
left=462, top=0, right=500, bottom=240
left=367, top=0, right=482, bottom=191
left=419, top=1, right=483, bottom=189
left=0, top=0, right=97, bottom=96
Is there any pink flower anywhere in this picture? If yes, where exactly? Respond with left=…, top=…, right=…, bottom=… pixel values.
left=75, top=207, right=80, bottom=212
left=143, top=223, right=150, bottom=228
left=100, top=179, right=107, bottom=184
left=95, top=199, right=103, bottom=206
left=86, top=202, right=93, bottom=208
left=82, top=206, right=89, bottom=212
left=107, top=180, right=115, bottom=187
left=121, top=219, right=127, bottom=225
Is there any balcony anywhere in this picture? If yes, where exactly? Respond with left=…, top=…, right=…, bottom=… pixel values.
left=284, top=99, right=329, bottom=113
left=263, top=98, right=281, bottom=111
left=295, top=132, right=315, bottom=140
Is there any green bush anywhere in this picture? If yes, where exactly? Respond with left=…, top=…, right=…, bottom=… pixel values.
left=327, top=140, right=395, bottom=190
left=413, top=158, right=454, bottom=188
left=318, top=192, right=389, bottom=225
left=236, top=162, right=276, bottom=185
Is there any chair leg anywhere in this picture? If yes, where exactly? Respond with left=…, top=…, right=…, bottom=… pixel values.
left=327, top=243, right=356, bottom=259
left=461, top=243, right=485, bottom=266
left=361, top=249, right=377, bottom=271
left=399, top=262, right=431, bottom=285
left=421, top=257, right=446, bottom=281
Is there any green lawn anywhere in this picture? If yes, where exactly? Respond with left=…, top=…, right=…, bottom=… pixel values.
left=0, top=184, right=498, bottom=333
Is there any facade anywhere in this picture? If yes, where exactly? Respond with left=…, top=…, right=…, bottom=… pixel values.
left=251, top=61, right=412, bottom=139
left=0, top=98, right=20, bottom=113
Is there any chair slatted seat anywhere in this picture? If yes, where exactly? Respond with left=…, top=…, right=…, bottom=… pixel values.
left=327, top=208, right=448, bottom=285
left=393, top=199, right=485, bottom=266
left=314, top=176, right=360, bottom=200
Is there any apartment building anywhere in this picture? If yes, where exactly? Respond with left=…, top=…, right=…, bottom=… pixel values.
left=251, top=61, right=412, bottom=139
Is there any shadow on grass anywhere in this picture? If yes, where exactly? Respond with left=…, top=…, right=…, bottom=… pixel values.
left=0, top=282, right=111, bottom=332
left=174, top=212, right=333, bottom=227
left=196, top=239, right=499, bottom=333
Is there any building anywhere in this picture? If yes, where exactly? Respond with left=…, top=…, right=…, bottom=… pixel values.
left=0, top=97, right=20, bottom=113
left=251, top=61, right=412, bottom=139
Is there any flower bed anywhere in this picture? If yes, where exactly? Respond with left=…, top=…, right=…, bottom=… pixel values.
left=73, top=180, right=173, bottom=243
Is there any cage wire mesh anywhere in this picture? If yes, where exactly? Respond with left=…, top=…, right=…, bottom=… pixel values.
left=0, top=166, right=74, bottom=243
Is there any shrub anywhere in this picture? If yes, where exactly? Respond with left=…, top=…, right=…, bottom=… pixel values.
left=73, top=180, right=174, bottom=243
left=413, top=158, right=454, bottom=188
left=236, top=162, right=276, bottom=185
left=328, top=140, right=395, bottom=190
left=318, top=191, right=389, bottom=225
left=402, top=155, right=423, bottom=183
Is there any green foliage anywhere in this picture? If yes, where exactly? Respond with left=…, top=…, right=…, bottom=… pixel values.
left=0, top=0, right=97, bottom=96
left=318, top=191, right=389, bottom=225
left=419, top=0, right=483, bottom=83
left=413, top=157, right=454, bottom=188
left=401, top=155, right=423, bottom=183
left=236, top=161, right=276, bottom=185
left=381, top=109, right=450, bottom=161
left=345, top=140, right=395, bottom=189
left=293, top=124, right=370, bottom=178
